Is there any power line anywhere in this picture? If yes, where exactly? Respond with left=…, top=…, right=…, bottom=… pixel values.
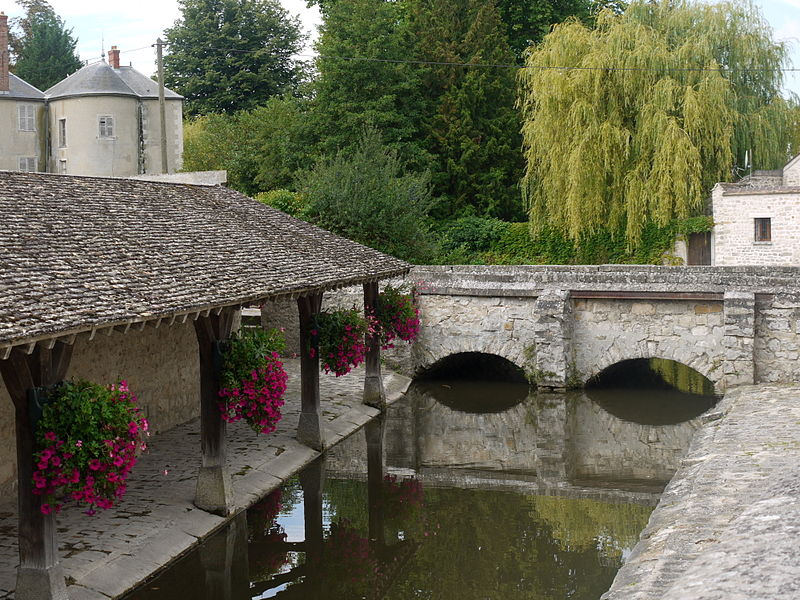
left=155, top=42, right=800, bottom=74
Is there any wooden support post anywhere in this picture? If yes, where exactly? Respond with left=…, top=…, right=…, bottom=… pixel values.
left=199, top=512, right=249, bottom=600
left=297, top=293, right=324, bottom=450
left=365, top=415, right=386, bottom=546
left=363, top=281, right=385, bottom=409
left=299, top=456, right=325, bottom=592
left=0, top=343, right=72, bottom=600
left=193, top=308, right=237, bottom=516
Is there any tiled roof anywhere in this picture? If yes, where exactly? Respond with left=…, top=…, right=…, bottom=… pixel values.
left=45, top=61, right=182, bottom=100
left=0, top=73, right=45, bottom=100
left=0, top=171, right=410, bottom=349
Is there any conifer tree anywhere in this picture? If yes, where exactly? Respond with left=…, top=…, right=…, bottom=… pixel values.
left=519, top=0, right=798, bottom=245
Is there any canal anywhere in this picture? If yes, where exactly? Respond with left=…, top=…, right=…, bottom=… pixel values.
left=125, top=358, right=717, bottom=600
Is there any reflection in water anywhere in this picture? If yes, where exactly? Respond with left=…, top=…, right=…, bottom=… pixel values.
left=414, top=379, right=530, bottom=413
left=127, top=370, right=712, bottom=600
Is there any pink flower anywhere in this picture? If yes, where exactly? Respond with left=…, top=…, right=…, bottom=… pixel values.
left=44, top=431, right=57, bottom=441
left=88, top=459, right=103, bottom=471
left=75, top=440, right=83, bottom=448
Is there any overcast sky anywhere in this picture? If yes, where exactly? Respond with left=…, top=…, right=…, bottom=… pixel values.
left=1, top=0, right=799, bottom=95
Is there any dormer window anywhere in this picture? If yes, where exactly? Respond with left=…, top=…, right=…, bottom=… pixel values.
left=98, top=115, right=114, bottom=138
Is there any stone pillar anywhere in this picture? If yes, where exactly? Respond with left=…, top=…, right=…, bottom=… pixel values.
left=297, top=293, right=325, bottom=450
left=194, top=308, right=238, bottom=516
left=363, top=281, right=385, bottom=408
left=0, top=344, right=73, bottom=600
left=722, top=291, right=755, bottom=389
left=531, top=289, right=573, bottom=390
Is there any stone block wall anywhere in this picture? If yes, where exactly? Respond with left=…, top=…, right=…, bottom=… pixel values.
left=754, top=293, right=800, bottom=383
left=712, top=186, right=800, bottom=265
left=572, top=298, right=725, bottom=388
left=783, top=156, right=800, bottom=186
left=0, top=320, right=200, bottom=497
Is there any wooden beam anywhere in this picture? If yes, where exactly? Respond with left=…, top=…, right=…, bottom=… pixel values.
left=366, top=416, right=386, bottom=545
left=296, top=293, right=324, bottom=450
left=193, top=307, right=238, bottom=516
left=363, top=282, right=384, bottom=409
left=0, top=343, right=73, bottom=600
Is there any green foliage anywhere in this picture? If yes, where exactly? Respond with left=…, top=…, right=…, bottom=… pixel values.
left=496, top=0, right=591, bottom=60
left=311, top=0, right=431, bottom=169
left=163, top=0, right=306, bottom=116
left=10, top=1, right=82, bottom=90
left=254, top=189, right=308, bottom=218
left=411, top=0, right=525, bottom=220
left=299, top=127, right=437, bottom=262
left=438, top=216, right=506, bottom=253
left=519, top=0, right=794, bottom=246
left=220, top=328, right=285, bottom=390
left=181, top=96, right=312, bottom=194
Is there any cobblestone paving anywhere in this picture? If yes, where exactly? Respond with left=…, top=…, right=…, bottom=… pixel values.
left=603, top=384, right=800, bottom=600
left=0, top=361, right=410, bottom=600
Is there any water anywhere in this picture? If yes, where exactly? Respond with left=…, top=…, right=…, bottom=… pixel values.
left=126, top=366, right=716, bottom=600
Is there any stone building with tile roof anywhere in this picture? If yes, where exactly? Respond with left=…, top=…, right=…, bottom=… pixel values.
left=0, top=171, right=409, bottom=599
left=0, top=12, right=183, bottom=177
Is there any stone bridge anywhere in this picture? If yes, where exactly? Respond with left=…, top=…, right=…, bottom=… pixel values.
left=409, top=265, right=800, bottom=393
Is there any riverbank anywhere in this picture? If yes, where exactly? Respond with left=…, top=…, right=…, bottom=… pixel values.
left=603, top=384, right=800, bottom=599
left=0, top=361, right=410, bottom=600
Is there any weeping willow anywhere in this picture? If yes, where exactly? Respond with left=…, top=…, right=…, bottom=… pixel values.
left=519, top=0, right=799, bottom=245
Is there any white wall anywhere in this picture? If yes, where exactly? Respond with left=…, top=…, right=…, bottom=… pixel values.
left=0, top=99, right=45, bottom=171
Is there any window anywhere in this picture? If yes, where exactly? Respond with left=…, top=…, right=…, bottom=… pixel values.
left=59, top=160, right=67, bottom=174
left=98, top=115, right=114, bottom=138
left=17, top=104, right=35, bottom=131
left=58, top=119, right=67, bottom=147
left=754, top=218, right=771, bottom=242
left=18, top=157, right=37, bottom=172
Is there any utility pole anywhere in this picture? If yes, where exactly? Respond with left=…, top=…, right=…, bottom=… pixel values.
left=156, top=38, right=169, bottom=174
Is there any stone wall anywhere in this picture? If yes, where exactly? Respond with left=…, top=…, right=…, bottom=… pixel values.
left=572, top=299, right=725, bottom=387
left=754, top=292, right=800, bottom=383
left=0, top=320, right=199, bottom=497
left=712, top=185, right=800, bottom=265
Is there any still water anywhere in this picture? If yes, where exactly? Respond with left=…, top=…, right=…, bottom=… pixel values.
left=126, top=360, right=716, bottom=600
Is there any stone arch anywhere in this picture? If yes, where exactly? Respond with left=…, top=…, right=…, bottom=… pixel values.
left=412, top=336, right=530, bottom=379
left=415, top=351, right=528, bottom=382
left=584, top=347, right=723, bottom=394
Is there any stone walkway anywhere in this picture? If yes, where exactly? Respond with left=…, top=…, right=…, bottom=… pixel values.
left=0, top=361, right=410, bottom=600
left=603, top=384, right=800, bottom=600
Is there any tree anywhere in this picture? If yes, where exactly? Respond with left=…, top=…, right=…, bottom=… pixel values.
left=299, top=127, right=437, bottom=263
left=310, top=0, right=431, bottom=170
left=518, top=0, right=798, bottom=245
left=495, top=0, right=591, bottom=61
left=410, top=0, right=524, bottom=220
left=162, top=0, right=307, bottom=115
left=10, top=0, right=82, bottom=90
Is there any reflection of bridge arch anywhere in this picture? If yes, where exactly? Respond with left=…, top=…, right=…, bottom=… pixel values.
left=586, top=351, right=722, bottom=394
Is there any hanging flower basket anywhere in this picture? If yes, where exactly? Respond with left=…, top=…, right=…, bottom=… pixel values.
left=373, top=285, right=421, bottom=349
left=32, top=379, right=149, bottom=515
left=310, top=308, right=372, bottom=376
left=218, top=328, right=288, bottom=435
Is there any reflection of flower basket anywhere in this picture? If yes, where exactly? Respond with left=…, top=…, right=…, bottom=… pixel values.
left=382, top=475, right=425, bottom=537
left=311, top=519, right=376, bottom=596
left=32, top=380, right=149, bottom=515
left=248, top=489, right=290, bottom=577
left=218, top=329, right=287, bottom=434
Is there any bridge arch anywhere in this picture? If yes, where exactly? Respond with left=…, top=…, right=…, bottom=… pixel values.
left=583, top=348, right=723, bottom=394
left=416, top=351, right=528, bottom=382
left=412, top=336, right=531, bottom=381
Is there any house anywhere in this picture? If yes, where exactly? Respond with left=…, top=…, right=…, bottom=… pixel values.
left=0, top=170, right=409, bottom=599
left=0, top=12, right=183, bottom=177
left=711, top=155, right=800, bottom=265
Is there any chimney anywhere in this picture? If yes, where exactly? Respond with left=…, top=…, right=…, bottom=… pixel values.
left=0, top=12, right=9, bottom=93
left=109, top=45, right=120, bottom=69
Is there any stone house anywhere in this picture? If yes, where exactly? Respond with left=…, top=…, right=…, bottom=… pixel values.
left=0, top=12, right=183, bottom=177
left=711, top=155, right=800, bottom=265
left=0, top=170, right=408, bottom=599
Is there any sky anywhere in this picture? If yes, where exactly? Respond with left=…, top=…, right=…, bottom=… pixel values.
left=1, top=0, right=800, bottom=95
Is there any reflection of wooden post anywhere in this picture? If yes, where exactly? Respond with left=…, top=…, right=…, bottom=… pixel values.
left=363, top=281, right=385, bottom=408
left=366, top=415, right=386, bottom=545
left=0, top=343, right=72, bottom=600
left=300, top=456, right=325, bottom=596
left=200, top=512, right=248, bottom=600
left=194, top=308, right=237, bottom=516
left=297, top=293, right=324, bottom=450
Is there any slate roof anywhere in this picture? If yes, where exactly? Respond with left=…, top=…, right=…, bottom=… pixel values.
left=45, top=61, right=182, bottom=100
left=0, top=73, right=45, bottom=100
left=0, top=171, right=410, bottom=350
